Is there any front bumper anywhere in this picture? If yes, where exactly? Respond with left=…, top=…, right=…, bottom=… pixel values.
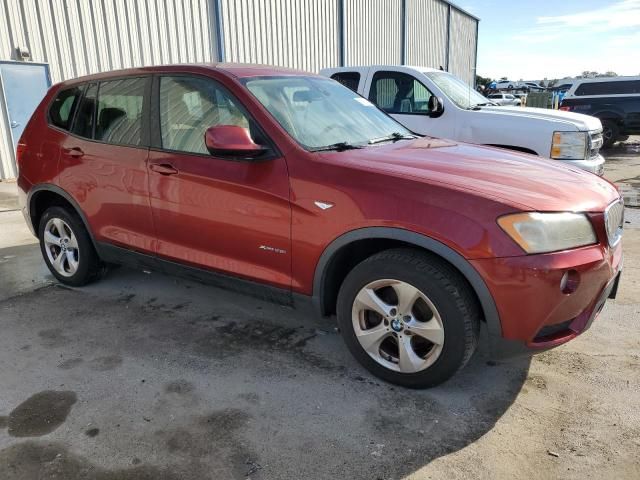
left=562, top=154, right=605, bottom=176
left=471, top=240, right=622, bottom=353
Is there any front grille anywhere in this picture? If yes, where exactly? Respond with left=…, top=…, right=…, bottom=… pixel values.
left=605, top=199, right=624, bottom=246
left=588, top=130, right=603, bottom=158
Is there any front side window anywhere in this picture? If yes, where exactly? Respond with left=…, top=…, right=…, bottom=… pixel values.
left=369, top=71, right=433, bottom=114
left=331, top=72, right=361, bottom=93
left=95, top=78, right=146, bottom=146
left=49, top=86, right=82, bottom=130
left=159, top=76, right=251, bottom=154
left=243, top=76, right=412, bottom=150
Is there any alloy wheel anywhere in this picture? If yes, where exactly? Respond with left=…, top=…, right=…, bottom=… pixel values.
left=43, top=217, right=80, bottom=277
left=351, top=279, right=445, bottom=373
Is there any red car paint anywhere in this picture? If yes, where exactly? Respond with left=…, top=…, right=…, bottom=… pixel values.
left=17, top=64, right=622, bottom=351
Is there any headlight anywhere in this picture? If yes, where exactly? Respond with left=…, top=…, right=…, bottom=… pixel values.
left=498, top=212, right=596, bottom=254
left=550, top=131, right=587, bottom=160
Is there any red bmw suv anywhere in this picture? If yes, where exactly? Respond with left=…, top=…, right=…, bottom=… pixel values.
left=17, top=64, right=623, bottom=388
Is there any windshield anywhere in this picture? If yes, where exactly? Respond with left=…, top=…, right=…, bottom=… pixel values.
left=242, top=76, right=413, bottom=150
left=425, top=71, right=491, bottom=109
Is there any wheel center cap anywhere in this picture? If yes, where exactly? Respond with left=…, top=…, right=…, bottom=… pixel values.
left=391, top=318, right=403, bottom=332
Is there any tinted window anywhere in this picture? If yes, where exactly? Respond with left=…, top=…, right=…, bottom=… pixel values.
left=331, top=72, right=360, bottom=92
left=49, top=87, right=82, bottom=130
left=369, top=71, right=433, bottom=114
left=71, top=83, right=97, bottom=138
left=576, top=80, right=640, bottom=96
left=159, top=76, right=251, bottom=154
left=95, top=78, right=146, bottom=146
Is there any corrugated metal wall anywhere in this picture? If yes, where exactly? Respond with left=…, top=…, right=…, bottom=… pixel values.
left=0, top=0, right=216, bottom=179
left=220, top=0, right=340, bottom=72
left=344, top=0, right=402, bottom=65
left=449, top=7, right=477, bottom=86
left=406, top=0, right=448, bottom=69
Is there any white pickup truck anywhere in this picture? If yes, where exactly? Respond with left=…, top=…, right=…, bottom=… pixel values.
left=320, top=65, right=605, bottom=175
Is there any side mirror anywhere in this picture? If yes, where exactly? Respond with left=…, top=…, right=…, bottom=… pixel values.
left=428, top=96, right=444, bottom=118
left=204, top=125, right=268, bottom=158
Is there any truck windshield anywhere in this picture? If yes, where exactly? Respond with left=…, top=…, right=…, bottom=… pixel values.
left=426, top=71, right=491, bottom=109
left=242, top=76, right=413, bottom=151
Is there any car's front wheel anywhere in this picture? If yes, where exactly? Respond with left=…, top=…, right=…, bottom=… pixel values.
left=337, top=248, right=481, bottom=388
left=38, top=206, right=103, bottom=286
left=601, top=119, right=620, bottom=148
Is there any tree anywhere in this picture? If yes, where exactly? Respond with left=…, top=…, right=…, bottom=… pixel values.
left=475, top=74, right=492, bottom=87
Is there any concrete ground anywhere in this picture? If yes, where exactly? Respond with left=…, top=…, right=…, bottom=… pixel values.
left=0, top=139, right=639, bottom=479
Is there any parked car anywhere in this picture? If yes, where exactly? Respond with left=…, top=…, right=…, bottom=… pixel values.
left=495, top=80, right=519, bottom=90
left=17, top=64, right=623, bottom=388
left=487, top=92, right=521, bottom=106
left=321, top=65, right=606, bottom=175
left=523, top=82, right=545, bottom=92
left=560, top=76, right=640, bottom=147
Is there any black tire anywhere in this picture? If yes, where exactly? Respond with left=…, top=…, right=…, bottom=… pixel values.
left=601, top=119, right=620, bottom=148
left=336, top=248, right=481, bottom=388
left=38, top=206, right=103, bottom=287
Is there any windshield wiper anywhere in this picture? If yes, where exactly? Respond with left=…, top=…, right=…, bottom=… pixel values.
left=368, top=132, right=416, bottom=145
left=309, top=142, right=364, bottom=152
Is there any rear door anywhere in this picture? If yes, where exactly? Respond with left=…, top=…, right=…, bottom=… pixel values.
left=147, top=74, right=292, bottom=289
left=58, top=77, right=156, bottom=253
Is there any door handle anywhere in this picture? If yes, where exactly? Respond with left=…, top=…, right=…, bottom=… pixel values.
left=149, top=163, right=179, bottom=175
left=10, top=120, right=20, bottom=128
left=65, top=147, right=84, bottom=158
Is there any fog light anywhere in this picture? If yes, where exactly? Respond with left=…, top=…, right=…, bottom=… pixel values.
left=560, top=270, right=580, bottom=294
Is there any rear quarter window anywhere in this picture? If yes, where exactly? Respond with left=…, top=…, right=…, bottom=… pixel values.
left=331, top=72, right=360, bottom=92
left=575, top=80, right=640, bottom=96
left=49, top=86, right=83, bottom=130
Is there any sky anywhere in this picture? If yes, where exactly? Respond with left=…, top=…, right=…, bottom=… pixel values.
left=460, top=0, right=640, bottom=82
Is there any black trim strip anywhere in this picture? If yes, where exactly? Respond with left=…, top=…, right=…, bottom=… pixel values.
left=96, top=242, right=295, bottom=307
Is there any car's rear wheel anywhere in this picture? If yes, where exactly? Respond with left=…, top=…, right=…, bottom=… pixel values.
left=38, top=206, right=103, bottom=286
left=601, top=119, right=620, bottom=148
left=337, top=248, right=481, bottom=388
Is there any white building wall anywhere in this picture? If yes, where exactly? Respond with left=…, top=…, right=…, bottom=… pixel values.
left=344, top=0, right=402, bottom=66
left=405, top=0, right=448, bottom=70
left=220, top=0, right=340, bottom=72
left=449, top=7, right=477, bottom=86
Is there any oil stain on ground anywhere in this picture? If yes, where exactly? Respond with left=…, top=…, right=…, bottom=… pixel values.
left=164, top=380, right=195, bottom=395
left=0, top=441, right=199, bottom=480
left=6, top=391, right=77, bottom=437
left=88, top=355, right=123, bottom=372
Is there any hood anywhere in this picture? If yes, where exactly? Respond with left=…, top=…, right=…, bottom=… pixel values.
left=479, top=105, right=602, bottom=132
left=329, top=138, right=618, bottom=212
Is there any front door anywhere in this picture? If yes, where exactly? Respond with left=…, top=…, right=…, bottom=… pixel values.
left=147, top=74, right=292, bottom=289
left=367, top=70, right=449, bottom=138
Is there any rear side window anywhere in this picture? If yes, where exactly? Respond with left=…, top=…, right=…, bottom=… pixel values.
left=369, top=71, right=433, bottom=114
left=95, top=78, right=146, bottom=146
left=49, top=87, right=82, bottom=130
left=158, top=76, right=251, bottom=155
left=331, top=72, right=360, bottom=92
left=575, top=80, right=640, bottom=96
left=71, top=83, right=97, bottom=139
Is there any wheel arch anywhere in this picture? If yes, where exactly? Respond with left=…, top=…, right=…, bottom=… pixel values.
left=28, top=184, right=98, bottom=250
left=312, top=227, right=502, bottom=337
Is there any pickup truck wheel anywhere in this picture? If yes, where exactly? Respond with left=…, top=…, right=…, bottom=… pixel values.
left=38, top=206, right=103, bottom=287
left=336, top=248, right=480, bottom=388
left=601, top=120, right=620, bottom=148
